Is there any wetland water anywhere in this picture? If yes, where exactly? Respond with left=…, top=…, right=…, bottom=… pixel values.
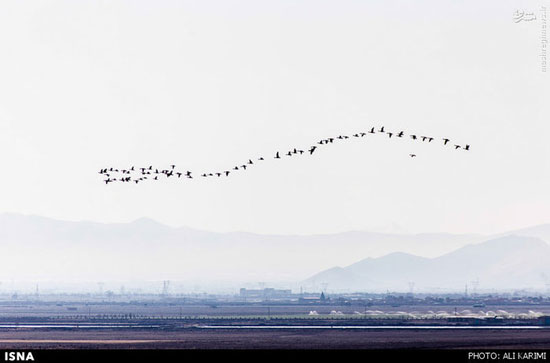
left=0, top=324, right=159, bottom=328
left=197, top=325, right=545, bottom=329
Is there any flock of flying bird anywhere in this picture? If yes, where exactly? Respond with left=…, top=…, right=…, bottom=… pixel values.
left=98, top=126, right=470, bottom=185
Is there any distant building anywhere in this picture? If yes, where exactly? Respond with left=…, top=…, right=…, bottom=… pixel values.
left=239, top=288, right=292, bottom=300
left=298, top=294, right=329, bottom=304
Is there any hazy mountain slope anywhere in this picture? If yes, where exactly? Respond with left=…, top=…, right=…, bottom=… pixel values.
left=499, top=224, right=550, bottom=244
left=305, top=235, right=550, bottom=292
left=0, top=213, right=485, bottom=283
left=2, top=213, right=550, bottom=292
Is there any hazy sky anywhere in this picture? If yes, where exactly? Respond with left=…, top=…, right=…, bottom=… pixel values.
left=0, top=0, right=548, bottom=235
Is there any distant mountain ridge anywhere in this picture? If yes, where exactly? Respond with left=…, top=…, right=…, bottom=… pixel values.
left=1, top=213, right=550, bottom=292
left=305, top=235, right=550, bottom=292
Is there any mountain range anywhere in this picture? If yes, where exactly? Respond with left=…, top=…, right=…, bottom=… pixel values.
left=2, top=213, right=550, bottom=292
left=305, top=235, right=550, bottom=292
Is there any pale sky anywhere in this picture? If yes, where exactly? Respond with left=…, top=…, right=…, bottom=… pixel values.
left=0, top=0, right=548, bottom=236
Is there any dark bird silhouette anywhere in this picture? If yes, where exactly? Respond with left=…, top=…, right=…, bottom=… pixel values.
left=409, top=154, right=416, bottom=158
left=428, top=137, right=433, bottom=142
left=464, top=144, right=470, bottom=150
left=171, top=164, right=175, bottom=169
left=421, top=136, right=428, bottom=141
left=216, top=172, right=222, bottom=177
left=387, top=132, right=393, bottom=138
left=248, top=159, right=253, bottom=164
left=275, top=152, right=281, bottom=159
left=258, top=157, right=264, bottom=160
left=286, top=151, right=292, bottom=156
left=379, top=126, right=385, bottom=132
left=241, top=165, right=247, bottom=169
left=309, top=146, right=317, bottom=154
left=201, top=174, right=208, bottom=177
left=369, top=127, right=375, bottom=134
left=443, top=138, right=450, bottom=145
left=454, top=145, right=462, bottom=149
left=224, top=171, right=230, bottom=176
left=397, top=131, right=404, bottom=137
left=410, top=135, right=417, bottom=140
left=234, top=166, right=239, bottom=170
